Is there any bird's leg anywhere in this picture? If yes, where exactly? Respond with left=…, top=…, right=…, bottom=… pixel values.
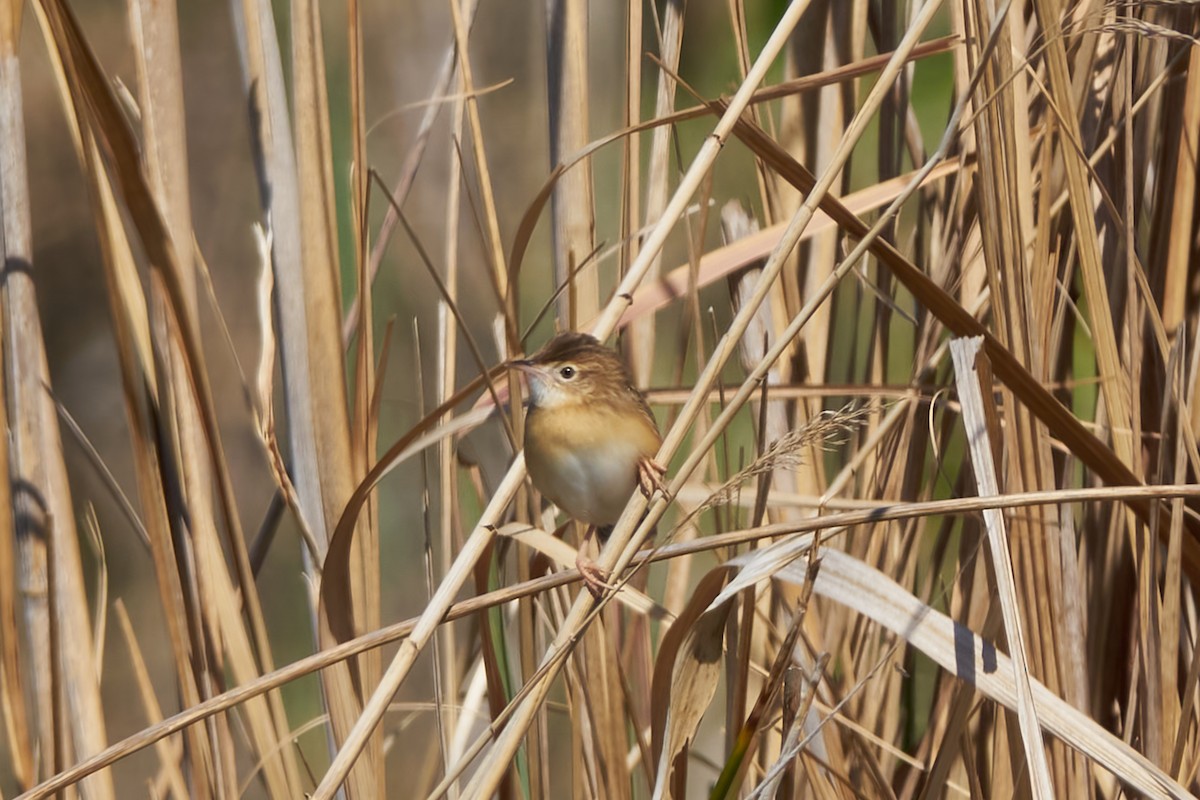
left=576, top=525, right=615, bottom=599
left=575, top=460, right=665, bottom=600
left=637, top=456, right=668, bottom=498
left=529, top=520, right=573, bottom=577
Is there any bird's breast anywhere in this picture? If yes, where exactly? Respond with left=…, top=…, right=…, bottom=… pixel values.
left=524, top=403, right=659, bottom=526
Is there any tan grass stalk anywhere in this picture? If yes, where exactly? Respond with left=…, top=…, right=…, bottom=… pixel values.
left=1033, top=0, right=1135, bottom=469
left=1, top=4, right=113, bottom=795
left=620, top=0, right=642, bottom=363
left=950, top=336, right=1054, bottom=797
left=0, top=219, right=32, bottom=795
left=308, top=5, right=822, bottom=795
left=449, top=0, right=511, bottom=320
left=0, top=12, right=33, bottom=792
left=545, top=0, right=597, bottom=325
left=453, top=5, right=948, bottom=796
left=344, top=0, right=387, bottom=786
left=1, top=6, right=52, bottom=782
left=435, top=4, right=468, bottom=787
left=781, top=0, right=859, bottom=390
left=113, top=602, right=189, bottom=799
left=627, top=0, right=685, bottom=385
left=129, top=2, right=304, bottom=795
left=23, top=479, right=1200, bottom=796
left=764, top=549, right=1188, bottom=799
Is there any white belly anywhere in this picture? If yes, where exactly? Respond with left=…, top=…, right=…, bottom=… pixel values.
left=530, top=437, right=642, bottom=526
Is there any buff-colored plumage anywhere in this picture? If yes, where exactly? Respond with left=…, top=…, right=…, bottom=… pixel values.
left=515, top=332, right=661, bottom=528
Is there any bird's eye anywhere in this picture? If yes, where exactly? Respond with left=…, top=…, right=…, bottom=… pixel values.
left=558, top=365, right=577, bottom=380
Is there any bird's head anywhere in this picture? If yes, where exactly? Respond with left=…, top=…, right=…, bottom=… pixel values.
left=511, top=332, right=633, bottom=410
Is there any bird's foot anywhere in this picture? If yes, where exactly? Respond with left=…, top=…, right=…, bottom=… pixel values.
left=576, top=552, right=615, bottom=599
left=637, top=456, right=668, bottom=498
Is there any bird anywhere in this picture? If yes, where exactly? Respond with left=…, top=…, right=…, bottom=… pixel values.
left=511, top=332, right=667, bottom=597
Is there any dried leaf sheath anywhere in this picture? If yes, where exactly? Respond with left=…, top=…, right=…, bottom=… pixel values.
left=2, top=5, right=112, bottom=794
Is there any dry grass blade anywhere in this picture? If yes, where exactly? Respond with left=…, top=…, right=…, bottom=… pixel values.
left=456, top=6, right=948, bottom=796
left=628, top=0, right=684, bottom=384
left=1162, top=43, right=1200, bottom=336
left=651, top=569, right=734, bottom=799
left=1031, top=0, right=1134, bottom=469
left=113, top=601, right=189, bottom=800
left=0, top=23, right=31, bottom=788
left=3, top=4, right=113, bottom=795
left=19, top=482, right=1200, bottom=797
left=950, top=336, right=1053, bottom=798
left=0, top=258, right=32, bottom=794
left=344, top=0, right=386, bottom=787
left=310, top=6, right=820, bottom=795
left=435, top=40, right=469, bottom=793
left=545, top=0, right=598, bottom=324
left=250, top=222, right=320, bottom=565
left=769, top=549, right=1191, bottom=799
left=725, top=107, right=1200, bottom=584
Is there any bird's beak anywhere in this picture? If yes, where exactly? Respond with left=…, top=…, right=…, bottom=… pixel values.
left=508, top=359, right=546, bottom=406
left=509, top=359, right=540, bottom=375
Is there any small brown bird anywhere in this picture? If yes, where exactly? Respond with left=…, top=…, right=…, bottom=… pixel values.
left=512, top=332, right=666, bottom=597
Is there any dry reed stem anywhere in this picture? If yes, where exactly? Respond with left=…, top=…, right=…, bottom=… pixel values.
left=19, top=480, right=1200, bottom=797
left=309, top=5, right=823, bottom=795
left=951, top=336, right=1054, bottom=797
left=3, top=4, right=113, bottom=796
left=453, top=6, right=948, bottom=796
left=450, top=0, right=511, bottom=315
left=545, top=0, right=597, bottom=325
left=113, top=601, right=189, bottom=799
left=758, top=549, right=1189, bottom=799
left=627, top=0, right=684, bottom=385
left=434, top=4, right=468, bottom=789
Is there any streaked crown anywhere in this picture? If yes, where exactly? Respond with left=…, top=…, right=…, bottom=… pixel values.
left=514, top=332, right=641, bottom=410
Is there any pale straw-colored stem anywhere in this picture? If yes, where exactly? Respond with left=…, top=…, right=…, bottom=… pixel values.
left=456, top=1, right=946, bottom=796
left=307, top=3, right=819, bottom=797
left=951, top=336, right=1055, bottom=798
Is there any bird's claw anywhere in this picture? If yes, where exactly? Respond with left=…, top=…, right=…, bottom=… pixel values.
left=576, top=553, right=615, bottom=599
left=637, top=457, right=668, bottom=499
